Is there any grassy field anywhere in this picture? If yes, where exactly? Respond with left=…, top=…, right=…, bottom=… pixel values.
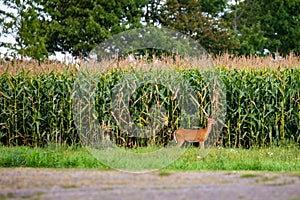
left=0, top=54, right=299, bottom=172
left=0, top=144, right=299, bottom=172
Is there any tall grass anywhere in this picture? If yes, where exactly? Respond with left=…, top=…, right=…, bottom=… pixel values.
left=0, top=55, right=299, bottom=148
left=1, top=52, right=299, bottom=75
left=214, top=52, right=300, bottom=70
left=221, top=67, right=300, bottom=147
left=0, top=145, right=299, bottom=171
left=0, top=70, right=78, bottom=146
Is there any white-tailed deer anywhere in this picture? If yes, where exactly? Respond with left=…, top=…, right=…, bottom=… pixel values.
left=174, top=116, right=216, bottom=149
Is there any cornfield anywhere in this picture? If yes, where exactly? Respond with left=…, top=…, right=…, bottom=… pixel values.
left=221, top=67, right=299, bottom=147
left=0, top=56, right=299, bottom=148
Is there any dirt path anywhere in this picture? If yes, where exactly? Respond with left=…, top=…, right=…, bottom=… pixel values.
left=0, top=168, right=299, bottom=200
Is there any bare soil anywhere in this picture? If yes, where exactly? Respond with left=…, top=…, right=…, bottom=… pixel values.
left=0, top=168, right=299, bottom=200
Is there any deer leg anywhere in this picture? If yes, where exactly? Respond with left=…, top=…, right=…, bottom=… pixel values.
left=175, top=137, right=184, bottom=147
left=174, top=134, right=178, bottom=143
left=174, top=133, right=184, bottom=147
left=200, top=141, right=205, bottom=149
left=178, top=140, right=185, bottom=147
left=175, top=136, right=185, bottom=147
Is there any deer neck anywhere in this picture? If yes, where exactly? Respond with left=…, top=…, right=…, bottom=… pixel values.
left=204, top=121, right=213, bottom=136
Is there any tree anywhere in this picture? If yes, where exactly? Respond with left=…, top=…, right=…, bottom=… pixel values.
left=2, top=0, right=298, bottom=59
left=0, top=0, right=148, bottom=59
left=156, top=0, right=238, bottom=55
left=0, top=0, right=49, bottom=60
left=224, top=0, right=300, bottom=56
left=200, top=0, right=227, bottom=17
left=42, top=0, right=148, bottom=58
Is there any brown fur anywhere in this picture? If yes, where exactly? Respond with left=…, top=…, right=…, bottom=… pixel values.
left=174, top=117, right=216, bottom=148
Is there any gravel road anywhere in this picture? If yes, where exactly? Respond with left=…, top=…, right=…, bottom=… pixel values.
left=0, top=168, right=299, bottom=200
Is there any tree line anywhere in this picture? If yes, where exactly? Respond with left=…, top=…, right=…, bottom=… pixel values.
left=0, top=0, right=299, bottom=61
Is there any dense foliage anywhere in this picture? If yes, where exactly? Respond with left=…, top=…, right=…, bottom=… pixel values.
left=0, top=67, right=299, bottom=148
left=0, top=0, right=299, bottom=59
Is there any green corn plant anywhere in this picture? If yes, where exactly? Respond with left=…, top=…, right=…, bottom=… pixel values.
left=0, top=65, right=299, bottom=148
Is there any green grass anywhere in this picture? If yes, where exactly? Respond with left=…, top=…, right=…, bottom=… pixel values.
left=166, top=145, right=300, bottom=171
left=0, top=145, right=299, bottom=172
left=0, top=145, right=106, bottom=169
